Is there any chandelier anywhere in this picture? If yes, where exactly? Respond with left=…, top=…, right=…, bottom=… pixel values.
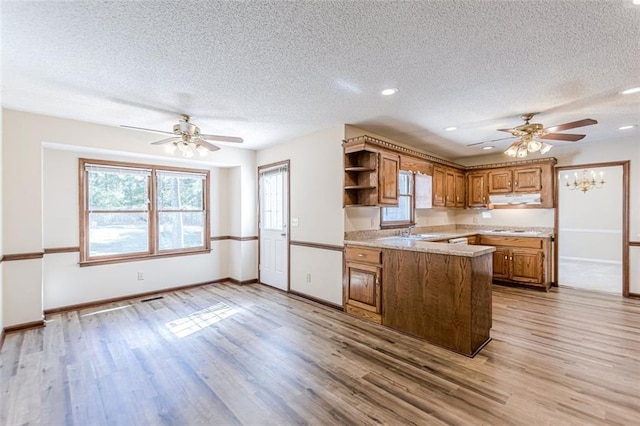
left=504, top=134, right=553, bottom=158
left=564, top=169, right=605, bottom=193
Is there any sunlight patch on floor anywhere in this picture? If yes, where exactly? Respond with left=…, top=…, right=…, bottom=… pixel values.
left=165, top=302, right=238, bottom=338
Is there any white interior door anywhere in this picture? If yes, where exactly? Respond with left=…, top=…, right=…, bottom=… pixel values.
left=259, top=165, right=289, bottom=291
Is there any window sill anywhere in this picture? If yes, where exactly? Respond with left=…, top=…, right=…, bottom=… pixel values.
left=380, top=222, right=416, bottom=230
left=79, top=248, right=212, bottom=267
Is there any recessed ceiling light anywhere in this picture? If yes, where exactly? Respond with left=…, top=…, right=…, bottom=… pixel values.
left=621, top=87, right=640, bottom=95
left=633, top=0, right=640, bottom=5
left=618, top=125, right=636, bottom=130
left=445, top=126, right=457, bottom=131
left=381, top=88, right=398, bottom=96
left=482, top=146, right=495, bottom=150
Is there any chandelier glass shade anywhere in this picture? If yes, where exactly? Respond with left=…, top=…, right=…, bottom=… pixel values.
left=564, top=169, right=605, bottom=193
left=504, top=135, right=552, bottom=158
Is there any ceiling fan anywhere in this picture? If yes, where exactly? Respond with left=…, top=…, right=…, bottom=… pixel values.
left=468, top=113, right=597, bottom=158
left=121, top=115, right=243, bottom=158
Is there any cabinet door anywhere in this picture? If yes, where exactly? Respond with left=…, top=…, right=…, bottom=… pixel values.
left=488, top=169, right=513, bottom=194
left=513, top=167, right=542, bottom=193
left=510, top=249, right=544, bottom=284
left=378, top=152, right=400, bottom=205
left=445, top=169, right=456, bottom=207
left=492, top=247, right=510, bottom=280
left=467, top=172, right=488, bottom=207
left=345, top=262, right=381, bottom=313
left=432, top=166, right=446, bottom=207
left=454, top=172, right=465, bottom=208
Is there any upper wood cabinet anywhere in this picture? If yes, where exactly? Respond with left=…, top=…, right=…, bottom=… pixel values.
left=432, top=166, right=446, bottom=207
left=488, top=169, right=513, bottom=194
left=378, top=152, right=400, bottom=205
left=454, top=171, right=465, bottom=208
left=513, top=167, right=542, bottom=192
left=433, top=166, right=464, bottom=209
left=467, top=171, right=488, bottom=208
left=343, top=144, right=399, bottom=207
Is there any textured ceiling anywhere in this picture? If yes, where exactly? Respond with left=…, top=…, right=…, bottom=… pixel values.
left=2, top=0, right=639, bottom=159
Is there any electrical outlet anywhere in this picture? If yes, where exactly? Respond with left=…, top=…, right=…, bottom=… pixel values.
left=370, top=218, right=375, bottom=228
left=472, top=216, right=478, bottom=223
left=137, top=272, right=144, bottom=280
left=306, top=273, right=311, bottom=283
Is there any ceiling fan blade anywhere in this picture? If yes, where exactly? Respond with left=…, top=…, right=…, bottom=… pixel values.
left=497, top=128, right=517, bottom=133
left=466, top=136, right=515, bottom=147
left=195, top=139, right=221, bottom=152
left=540, top=133, right=585, bottom=142
left=120, top=125, right=175, bottom=135
left=198, top=134, right=244, bottom=143
left=544, top=119, right=597, bottom=133
left=150, top=137, right=181, bottom=145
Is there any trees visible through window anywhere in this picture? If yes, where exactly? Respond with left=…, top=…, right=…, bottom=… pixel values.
left=80, top=159, right=210, bottom=265
left=381, top=170, right=414, bottom=227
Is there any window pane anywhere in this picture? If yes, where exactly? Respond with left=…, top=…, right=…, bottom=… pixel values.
left=88, top=170, right=148, bottom=211
left=158, top=212, right=205, bottom=250
left=89, top=212, right=149, bottom=256
left=398, top=171, right=412, bottom=195
left=382, top=195, right=411, bottom=222
left=158, top=175, right=204, bottom=210
left=261, top=170, right=284, bottom=231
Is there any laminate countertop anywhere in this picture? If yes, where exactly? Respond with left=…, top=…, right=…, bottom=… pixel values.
left=344, top=229, right=552, bottom=258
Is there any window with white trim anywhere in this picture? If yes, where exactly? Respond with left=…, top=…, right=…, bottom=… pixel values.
left=381, top=170, right=414, bottom=227
left=80, top=159, right=210, bottom=264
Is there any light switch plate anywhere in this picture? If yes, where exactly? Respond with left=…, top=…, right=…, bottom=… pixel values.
left=291, top=218, right=299, bottom=227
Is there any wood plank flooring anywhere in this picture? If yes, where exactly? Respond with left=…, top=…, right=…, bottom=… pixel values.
left=1, top=283, right=639, bottom=425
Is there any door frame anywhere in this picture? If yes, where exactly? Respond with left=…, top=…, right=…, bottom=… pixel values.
left=554, top=161, right=630, bottom=296
left=257, top=160, right=291, bottom=291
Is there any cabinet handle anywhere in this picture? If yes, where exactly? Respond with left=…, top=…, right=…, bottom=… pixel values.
left=358, top=253, right=365, bottom=257
left=504, top=255, right=507, bottom=260
left=510, top=256, right=513, bottom=260
left=515, top=181, right=518, bottom=187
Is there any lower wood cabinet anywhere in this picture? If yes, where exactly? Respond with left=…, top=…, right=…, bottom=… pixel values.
left=479, top=235, right=551, bottom=289
left=343, top=246, right=382, bottom=323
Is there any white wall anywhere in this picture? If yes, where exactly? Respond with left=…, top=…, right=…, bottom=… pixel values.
left=558, top=166, right=623, bottom=262
left=0, top=105, right=4, bottom=331
left=256, top=126, right=344, bottom=305
left=2, top=109, right=257, bottom=326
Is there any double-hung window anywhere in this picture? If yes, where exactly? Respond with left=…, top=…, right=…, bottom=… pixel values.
left=381, top=170, right=414, bottom=227
left=80, top=159, right=210, bottom=265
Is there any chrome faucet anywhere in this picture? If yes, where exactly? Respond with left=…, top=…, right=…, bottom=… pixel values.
left=399, top=224, right=415, bottom=237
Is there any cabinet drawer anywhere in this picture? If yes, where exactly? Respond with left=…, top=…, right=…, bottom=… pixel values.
left=478, top=236, right=543, bottom=249
left=345, top=246, right=382, bottom=264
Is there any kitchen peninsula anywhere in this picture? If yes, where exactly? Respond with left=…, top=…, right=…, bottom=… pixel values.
left=343, top=236, right=495, bottom=357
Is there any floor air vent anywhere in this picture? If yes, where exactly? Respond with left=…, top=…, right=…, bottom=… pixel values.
left=140, top=296, right=164, bottom=303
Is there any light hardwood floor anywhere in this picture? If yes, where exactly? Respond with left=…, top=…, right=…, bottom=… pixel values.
left=1, top=283, right=639, bottom=425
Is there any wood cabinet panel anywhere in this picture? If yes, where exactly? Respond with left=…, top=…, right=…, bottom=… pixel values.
left=382, top=249, right=492, bottom=356
left=432, top=166, right=446, bottom=207
left=488, top=169, right=512, bottom=194
left=492, top=247, right=510, bottom=280
left=478, top=235, right=543, bottom=249
left=445, top=170, right=456, bottom=207
left=467, top=172, right=488, bottom=207
left=378, top=152, right=400, bottom=205
left=345, top=262, right=379, bottom=308
left=513, top=167, right=542, bottom=192
left=344, top=246, right=381, bottom=264
left=511, top=249, right=544, bottom=284
left=455, top=172, right=465, bottom=208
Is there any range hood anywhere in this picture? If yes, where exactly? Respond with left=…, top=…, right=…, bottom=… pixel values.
left=489, top=193, right=542, bottom=205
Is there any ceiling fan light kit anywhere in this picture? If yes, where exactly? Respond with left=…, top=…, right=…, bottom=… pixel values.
left=499, top=113, right=596, bottom=158
left=121, top=114, right=243, bottom=158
